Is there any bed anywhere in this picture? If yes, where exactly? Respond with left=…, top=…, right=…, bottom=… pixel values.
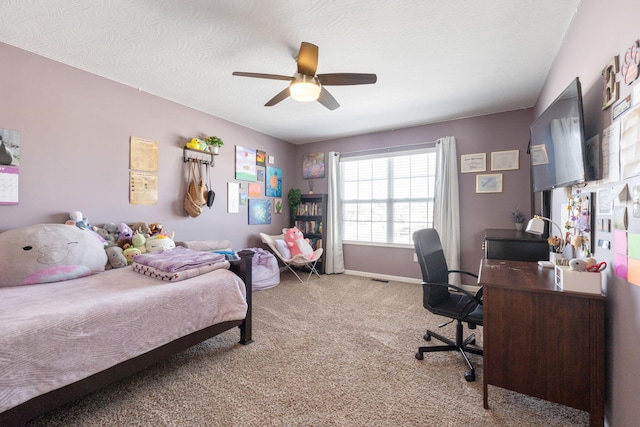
left=0, top=249, right=254, bottom=426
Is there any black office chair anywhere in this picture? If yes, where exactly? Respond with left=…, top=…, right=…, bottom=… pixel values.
left=413, top=228, right=483, bottom=382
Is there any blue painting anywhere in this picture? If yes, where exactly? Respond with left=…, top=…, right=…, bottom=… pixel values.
left=265, top=166, right=282, bottom=197
left=248, top=199, right=272, bottom=225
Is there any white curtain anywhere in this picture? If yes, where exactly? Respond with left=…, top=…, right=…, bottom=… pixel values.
left=326, top=151, right=345, bottom=274
left=433, top=136, right=461, bottom=274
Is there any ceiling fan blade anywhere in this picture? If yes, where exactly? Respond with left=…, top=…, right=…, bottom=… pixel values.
left=232, top=71, right=292, bottom=81
left=297, top=42, right=318, bottom=76
left=317, top=73, right=377, bottom=85
left=317, top=87, right=340, bottom=111
left=265, top=87, right=291, bottom=106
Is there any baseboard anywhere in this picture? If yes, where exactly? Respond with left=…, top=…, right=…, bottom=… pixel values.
left=343, top=269, right=422, bottom=284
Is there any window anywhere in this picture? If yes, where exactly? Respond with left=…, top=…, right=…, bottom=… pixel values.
left=340, top=148, right=436, bottom=245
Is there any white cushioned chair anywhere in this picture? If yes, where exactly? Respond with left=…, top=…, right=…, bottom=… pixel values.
left=259, top=232, right=323, bottom=283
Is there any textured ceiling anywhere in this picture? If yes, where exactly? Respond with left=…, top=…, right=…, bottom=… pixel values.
left=0, top=0, right=581, bottom=144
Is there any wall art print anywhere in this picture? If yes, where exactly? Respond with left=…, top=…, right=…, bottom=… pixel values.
left=256, top=150, right=266, bottom=166
left=248, top=182, right=261, bottom=197
left=0, top=128, right=20, bottom=205
left=235, top=146, right=257, bottom=181
left=248, top=199, right=272, bottom=225
left=265, top=166, right=282, bottom=197
left=274, top=198, right=283, bottom=213
left=303, top=152, right=325, bottom=178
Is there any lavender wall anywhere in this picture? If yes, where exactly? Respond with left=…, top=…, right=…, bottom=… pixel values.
left=535, top=0, right=640, bottom=424
left=0, top=42, right=293, bottom=248
left=293, top=109, right=534, bottom=278
left=1, top=39, right=534, bottom=280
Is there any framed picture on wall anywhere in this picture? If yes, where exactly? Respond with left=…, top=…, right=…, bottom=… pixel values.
left=460, top=153, right=486, bottom=173
left=476, top=173, right=503, bottom=193
left=302, top=152, right=325, bottom=178
left=248, top=199, right=272, bottom=225
left=491, top=150, right=519, bottom=171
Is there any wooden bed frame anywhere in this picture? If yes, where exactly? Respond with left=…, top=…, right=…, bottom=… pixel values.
left=0, top=249, right=254, bottom=427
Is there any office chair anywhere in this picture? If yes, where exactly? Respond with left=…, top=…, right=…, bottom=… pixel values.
left=413, top=228, right=483, bottom=382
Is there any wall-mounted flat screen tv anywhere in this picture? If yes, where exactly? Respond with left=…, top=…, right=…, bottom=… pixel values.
left=529, top=77, right=587, bottom=192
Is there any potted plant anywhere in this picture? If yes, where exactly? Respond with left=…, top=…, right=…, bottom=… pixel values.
left=288, top=188, right=302, bottom=220
left=511, top=208, right=526, bottom=230
left=204, top=136, right=224, bottom=154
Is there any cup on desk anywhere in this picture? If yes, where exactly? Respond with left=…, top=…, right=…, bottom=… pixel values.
left=549, top=252, right=565, bottom=264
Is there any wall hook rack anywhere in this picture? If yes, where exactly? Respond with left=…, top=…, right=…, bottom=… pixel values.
left=183, top=147, right=216, bottom=166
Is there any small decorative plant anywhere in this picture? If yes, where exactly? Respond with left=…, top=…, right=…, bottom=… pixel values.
left=288, top=188, right=302, bottom=219
left=511, top=208, right=525, bottom=224
left=204, top=136, right=224, bottom=148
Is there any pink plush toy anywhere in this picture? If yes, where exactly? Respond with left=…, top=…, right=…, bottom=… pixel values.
left=283, top=227, right=315, bottom=260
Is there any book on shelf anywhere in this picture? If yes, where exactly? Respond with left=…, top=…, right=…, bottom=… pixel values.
left=297, top=201, right=323, bottom=216
left=293, top=220, right=322, bottom=235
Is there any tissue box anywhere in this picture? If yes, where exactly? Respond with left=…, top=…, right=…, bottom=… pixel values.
left=554, top=265, right=602, bottom=294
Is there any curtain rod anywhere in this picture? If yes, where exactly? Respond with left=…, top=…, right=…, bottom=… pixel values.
left=336, top=140, right=438, bottom=158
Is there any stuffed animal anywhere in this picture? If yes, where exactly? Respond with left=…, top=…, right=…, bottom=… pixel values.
left=131, top=222, right=150, bottom=237
left=123, top=247, right=141, bottom=264
left=117, top=238, right=133, bottom=250
left=145, top=234, right=176, bottom=252
left=116, top=223, right=133, bottom=241
left=132, top=233, right=147, bottom=254
left=283, top=227, right=315, bottom=260
left=0, top=224, right=107, bottom=287
left=148, top=223, right=163, bottom=236
left=569, top=258, right=587, bottom=272
left=105, top=246, right=127, bottom=269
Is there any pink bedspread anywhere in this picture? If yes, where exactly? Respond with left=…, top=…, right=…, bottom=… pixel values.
left=0, top=266, right=247, bottom=414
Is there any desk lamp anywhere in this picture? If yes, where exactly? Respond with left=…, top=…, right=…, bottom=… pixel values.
left=525, top=215, right=563, bottom=237
left=526, top=215, right=566, bottom=255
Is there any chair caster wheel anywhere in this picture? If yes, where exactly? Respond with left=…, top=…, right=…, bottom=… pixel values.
left=415, top=351, right=424, bottom=360
left=464, top=370, right=476, bottom=382
left=423, top=333, right=431, bottom=341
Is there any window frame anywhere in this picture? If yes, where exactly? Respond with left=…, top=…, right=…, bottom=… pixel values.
left=339, top=147, right=437, bottom=248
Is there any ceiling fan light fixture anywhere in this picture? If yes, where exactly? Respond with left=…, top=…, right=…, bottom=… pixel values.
left=290, top=74, right=321, bottom=102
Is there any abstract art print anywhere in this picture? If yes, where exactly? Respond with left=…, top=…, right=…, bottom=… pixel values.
left=248, top=199, right=272, bottom=224
left=265, top=166, right=282, bottom=197
left=303, top=152, right=325, bottom=178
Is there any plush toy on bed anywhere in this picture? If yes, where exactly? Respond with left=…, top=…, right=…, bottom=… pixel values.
left=132, top=233, right=147, bottom=254
left=0, top=224, right=107, bottom=287
left=105, top=246, right=127, bottom=269
left=283, top=227, right=315, bottom=260
left=123, top=247, right=142, bottom=264
left=145, top=234, right=176, bottom=253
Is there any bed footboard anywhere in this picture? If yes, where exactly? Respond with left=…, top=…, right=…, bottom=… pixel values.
left=230, top=249, right=254, bottom=345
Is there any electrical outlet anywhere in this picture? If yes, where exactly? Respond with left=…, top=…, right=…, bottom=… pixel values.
left=413, top=253, right=418, bottom=262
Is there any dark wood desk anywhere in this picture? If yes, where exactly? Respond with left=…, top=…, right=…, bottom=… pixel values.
left=479, top=259, right=605, bottom=427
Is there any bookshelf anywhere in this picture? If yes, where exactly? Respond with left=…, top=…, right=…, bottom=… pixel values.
left=292, top=193, right=327, bottom=274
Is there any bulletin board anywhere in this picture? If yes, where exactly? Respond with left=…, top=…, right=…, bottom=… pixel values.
left=129, top=136, right=158, bottom=205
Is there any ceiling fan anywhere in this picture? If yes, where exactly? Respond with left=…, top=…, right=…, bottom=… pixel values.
left=232, top=42, right=377, bottom=111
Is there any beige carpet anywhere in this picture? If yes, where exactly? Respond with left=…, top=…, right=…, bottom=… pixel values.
left=26, top=272, right=589, bottom=426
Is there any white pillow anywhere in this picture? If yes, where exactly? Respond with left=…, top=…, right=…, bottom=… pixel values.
left=274, top=239, right=291, bottom=259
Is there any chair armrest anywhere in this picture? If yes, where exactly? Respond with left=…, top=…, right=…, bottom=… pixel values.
left=429, top=282, right=483, bottom=305
left=448, top=269, right=478, bottom=279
